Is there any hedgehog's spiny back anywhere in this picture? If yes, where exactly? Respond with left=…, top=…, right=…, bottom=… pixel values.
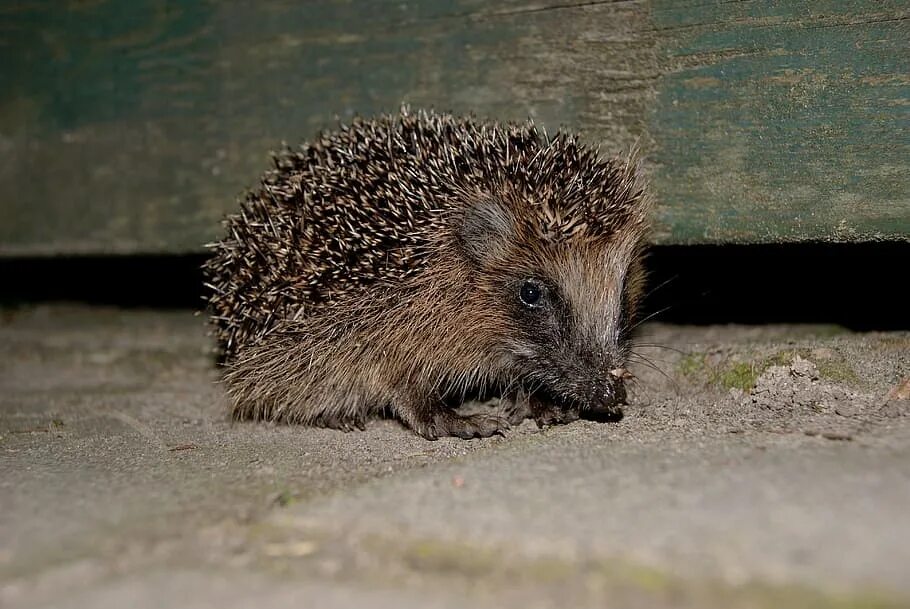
left=204, top=109, right=645, bottom=359
left=205, top=110, right=544, bottom=356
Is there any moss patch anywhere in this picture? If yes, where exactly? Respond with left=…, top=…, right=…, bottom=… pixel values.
left=676, top=347, right=860, bottom=392
left=816, top=359, right=860, bottom=385
left=677, top=355, right=761, bottom=391
left=678, top=353, right=708, bottom=378
left=717, top=362, right=760, bottom=391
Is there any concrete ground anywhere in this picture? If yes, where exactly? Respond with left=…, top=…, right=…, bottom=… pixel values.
left=1, top=305, right=908, bottom=609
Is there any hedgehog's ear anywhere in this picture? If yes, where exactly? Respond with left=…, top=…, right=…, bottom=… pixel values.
left=458, top=196, right=514, bottom=265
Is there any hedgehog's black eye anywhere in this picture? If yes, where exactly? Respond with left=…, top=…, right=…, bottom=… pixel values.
left=518, top=279, right=544, bottom=308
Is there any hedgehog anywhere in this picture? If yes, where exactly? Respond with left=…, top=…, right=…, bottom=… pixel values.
left=204, top=108, right=651, bottom=439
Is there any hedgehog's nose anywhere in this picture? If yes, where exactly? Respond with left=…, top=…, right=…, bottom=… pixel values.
left=582, top=374, right=627, bottom=421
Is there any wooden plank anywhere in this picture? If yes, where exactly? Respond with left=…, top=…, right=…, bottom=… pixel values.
left=0, top=0, right=906, bottom=255
left=650, top=0, right=910, bottom=243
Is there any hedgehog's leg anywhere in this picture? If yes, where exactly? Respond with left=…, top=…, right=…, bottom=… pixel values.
left=395, top=391, right=509, bottom=440
left=501, top=387, right=533, bottom=426
left=307, top=388, right=370, bottom=432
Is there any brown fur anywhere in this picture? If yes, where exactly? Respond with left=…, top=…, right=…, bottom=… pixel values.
left=205, top=108, right=651, bottom=439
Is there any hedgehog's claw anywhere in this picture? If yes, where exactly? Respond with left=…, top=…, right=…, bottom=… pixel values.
left=315, top=413, right=368, bottom=432
left=414, top=425, right=439, bottom=441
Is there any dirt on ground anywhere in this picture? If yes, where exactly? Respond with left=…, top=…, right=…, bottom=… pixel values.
left=0, top=305, right=908, bottom=609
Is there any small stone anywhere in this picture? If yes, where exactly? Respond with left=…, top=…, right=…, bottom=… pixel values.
left=790, top=356, right=818, bottom=380
left=885, top=377, right=910, bottom=401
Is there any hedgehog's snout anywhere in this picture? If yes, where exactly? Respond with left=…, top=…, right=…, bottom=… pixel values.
left=578, top=369, right=629, bottom=421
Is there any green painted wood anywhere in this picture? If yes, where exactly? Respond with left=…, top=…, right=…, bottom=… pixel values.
left=0, top=0, right=906, bottom=255
left=650, top=0, right=910, bottom=243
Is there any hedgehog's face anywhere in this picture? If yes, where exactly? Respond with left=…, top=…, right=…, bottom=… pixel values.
left=501, top=246, right=643, bottom=422
left=458, top=191, right=648, bottom=422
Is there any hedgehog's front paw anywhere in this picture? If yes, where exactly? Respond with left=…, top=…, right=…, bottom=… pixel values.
left=436, top=412, right=509, bottom=440
left=400, top=400, right=509, bottom=440
left=531, top=401, right=580, bottom=429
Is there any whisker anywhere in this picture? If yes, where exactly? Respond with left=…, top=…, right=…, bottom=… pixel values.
left=628, top=352, right=679, bottom=391
left=628, top=304, right=675, bottom=333
left=641, top=273, right=679, bottom=301
left=628, top=342, right=686, bottom=355
left=627, top=355, right=665, bottom=377
left=630, top=343, right=689, bottom=355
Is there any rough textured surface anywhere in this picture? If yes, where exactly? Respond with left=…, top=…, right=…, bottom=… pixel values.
left=1, top=1, right=907, bottom=254
left=1, top=305, right=908, bottom=608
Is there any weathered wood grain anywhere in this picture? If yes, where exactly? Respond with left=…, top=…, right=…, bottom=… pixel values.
left=651, top=0, right=910, bottom=243
left=0, top=0, right=906, bottom=254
